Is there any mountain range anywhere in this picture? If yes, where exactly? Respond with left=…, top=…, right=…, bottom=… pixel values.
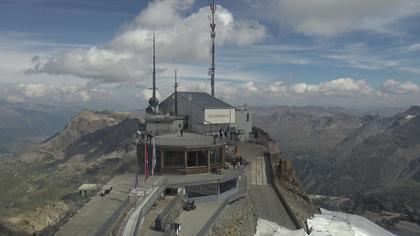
left=1, top=102, right=419, bottom=235
left=253, top=105, right=420, bottom=235
left=0, top=101, right=77, bottom=155
left=0, top=110, right=141, bottom=235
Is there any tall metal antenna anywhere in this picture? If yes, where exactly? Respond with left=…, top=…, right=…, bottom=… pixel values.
left=147, top=31, right=159, bottom=113
left=208, top=0, right=216, bottom=97
left=152, top=31, right=157, bottom=99
left=174, top=70, right=179, bottom=116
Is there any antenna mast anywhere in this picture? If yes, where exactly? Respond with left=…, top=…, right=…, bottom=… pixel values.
left=152, top=32, right=157, bottom=99
left=174, top=70, right=179, bottom=116
left=147, top=31, right=159, bottom=114
left=209, top=0, right=216, bottom=97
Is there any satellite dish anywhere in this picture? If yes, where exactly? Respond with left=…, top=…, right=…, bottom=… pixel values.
left=149, top=97, right=159, bottom=108
left=146, top=106, right=154, bottom=114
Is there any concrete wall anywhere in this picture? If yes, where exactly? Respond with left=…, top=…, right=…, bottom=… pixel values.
left=146, top=119, right=184, bottom=136
left=155, top=194, right=185, bottom=232
left=232, top=110, right=252, bottom=141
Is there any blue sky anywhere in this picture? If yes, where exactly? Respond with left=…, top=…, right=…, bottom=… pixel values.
left=1, top=0, right=420, bottom=110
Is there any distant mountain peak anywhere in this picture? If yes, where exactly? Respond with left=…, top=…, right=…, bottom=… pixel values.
left=406, top=105, right=420, bottom=115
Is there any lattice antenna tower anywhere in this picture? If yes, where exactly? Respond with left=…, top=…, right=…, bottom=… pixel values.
left=208, top=0, right=216, bottom=97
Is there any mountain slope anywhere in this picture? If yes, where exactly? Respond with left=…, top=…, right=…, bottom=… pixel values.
left=254, top=105, right=420, bottom=234
left=0, top=102, right=75, bottom=154
left=0, top=110, right=142, bottom=235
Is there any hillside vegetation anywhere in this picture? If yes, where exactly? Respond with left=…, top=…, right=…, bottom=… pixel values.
left=0, top=110, right=141, bottom=235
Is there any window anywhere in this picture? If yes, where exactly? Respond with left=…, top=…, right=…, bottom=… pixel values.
left=220, top=178, right=237, bottom=194
left=186, top=183, right=218, bottom=198
left=187, top=150, right=208, bottom=167
left=163, top=151, right=185, bottom=168
left=246, top=113, right=250, bottom=122
left=210, top=148, right=222, bottom=165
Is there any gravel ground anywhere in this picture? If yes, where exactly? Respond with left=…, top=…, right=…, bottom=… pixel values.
left=249, top=185, right=297, bottom=230
left=210, top=196, right=257, bottom=236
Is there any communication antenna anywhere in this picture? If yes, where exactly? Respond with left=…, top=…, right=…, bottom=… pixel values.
left=174, top=70, right=179, bottom=116
left=208, top=0, right=216, bottom=97
left=148, top=31, right=159, bottom=114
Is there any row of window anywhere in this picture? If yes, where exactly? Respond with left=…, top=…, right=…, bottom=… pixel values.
left=163, top=149, right=223, bottom=168
left=186, top=178, right=237, bottom=198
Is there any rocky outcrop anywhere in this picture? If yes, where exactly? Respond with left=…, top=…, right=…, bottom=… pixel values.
left=276, top=158, right=307, bottom=199
left=4, top=201, right=69, bottom=234
left=273, top=153, right=317, bottom=232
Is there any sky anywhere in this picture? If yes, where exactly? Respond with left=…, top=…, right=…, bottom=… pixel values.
left=1, top=0, right=420, bottom=111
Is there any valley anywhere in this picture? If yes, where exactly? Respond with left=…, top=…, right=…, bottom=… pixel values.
left=253, top=105, right=420, bottom=235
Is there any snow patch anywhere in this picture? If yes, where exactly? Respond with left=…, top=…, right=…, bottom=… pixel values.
left=406, top=115, right=416, bottom=120
left=255, top=218, right=306, bottom=236
left=254, top=209, right=395, bottom=236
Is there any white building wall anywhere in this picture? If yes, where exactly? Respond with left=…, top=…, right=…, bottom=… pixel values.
left=158, top=93, right=233, bottom=134
left=233, top=110, right=253, bottom=141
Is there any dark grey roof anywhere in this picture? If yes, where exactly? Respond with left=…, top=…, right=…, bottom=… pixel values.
left=159, top=91, right=234, bottom=109
left=177, top=92, right=234, bottom=109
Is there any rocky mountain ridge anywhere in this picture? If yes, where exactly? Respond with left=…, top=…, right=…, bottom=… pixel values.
left=0, top=102, right=74, bottom=154
left=253, top=105, right=420, bottom=235
left=0, top=110, right=141, bottom=235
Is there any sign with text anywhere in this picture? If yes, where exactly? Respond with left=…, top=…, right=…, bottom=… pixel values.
left=204, top=108, right=235, bottom=124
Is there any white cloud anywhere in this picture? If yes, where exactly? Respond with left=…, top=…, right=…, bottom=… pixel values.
left=323, top=43, right=403, bottom=71
left=382, top=79, right=420, bottom=95
left=399, top=67, right=420, bottom=75
left=268, top=81, right=287, bottom=94
left=25, top=0, right=267, bottom=84
left=2, top=83, right=113, bottom=104
left=253, top=0, right=420, bottom=37
left=290, top=78, right=376, bottom=97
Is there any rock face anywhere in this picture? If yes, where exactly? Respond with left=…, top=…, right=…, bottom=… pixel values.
left=4, top=201, right=69, bottom=233
left=273, top=154, right=316, bottom=232
left=254, top=105, right=420, bottom=234
left=0, top=110, right=142, bottom=235
left=276, top=159, right=306, bottom=197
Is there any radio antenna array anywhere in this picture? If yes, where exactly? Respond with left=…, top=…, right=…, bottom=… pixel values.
left=208, top=0, right=216, bottom=97
left=174, top=70, right=179, bottom=116
left=147, top=31, right=159, bottom=114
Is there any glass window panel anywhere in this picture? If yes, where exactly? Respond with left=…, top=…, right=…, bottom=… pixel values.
left=220, top=178, right=237, bottom=194
left=164, top=151, right=185, bottom=167
left=186, top=183, right=218, bottom=198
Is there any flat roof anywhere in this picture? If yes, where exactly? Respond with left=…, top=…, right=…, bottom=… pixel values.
left=155, top=132, right=225, bottom=148
left=78, top=184, right=97, bottom=191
